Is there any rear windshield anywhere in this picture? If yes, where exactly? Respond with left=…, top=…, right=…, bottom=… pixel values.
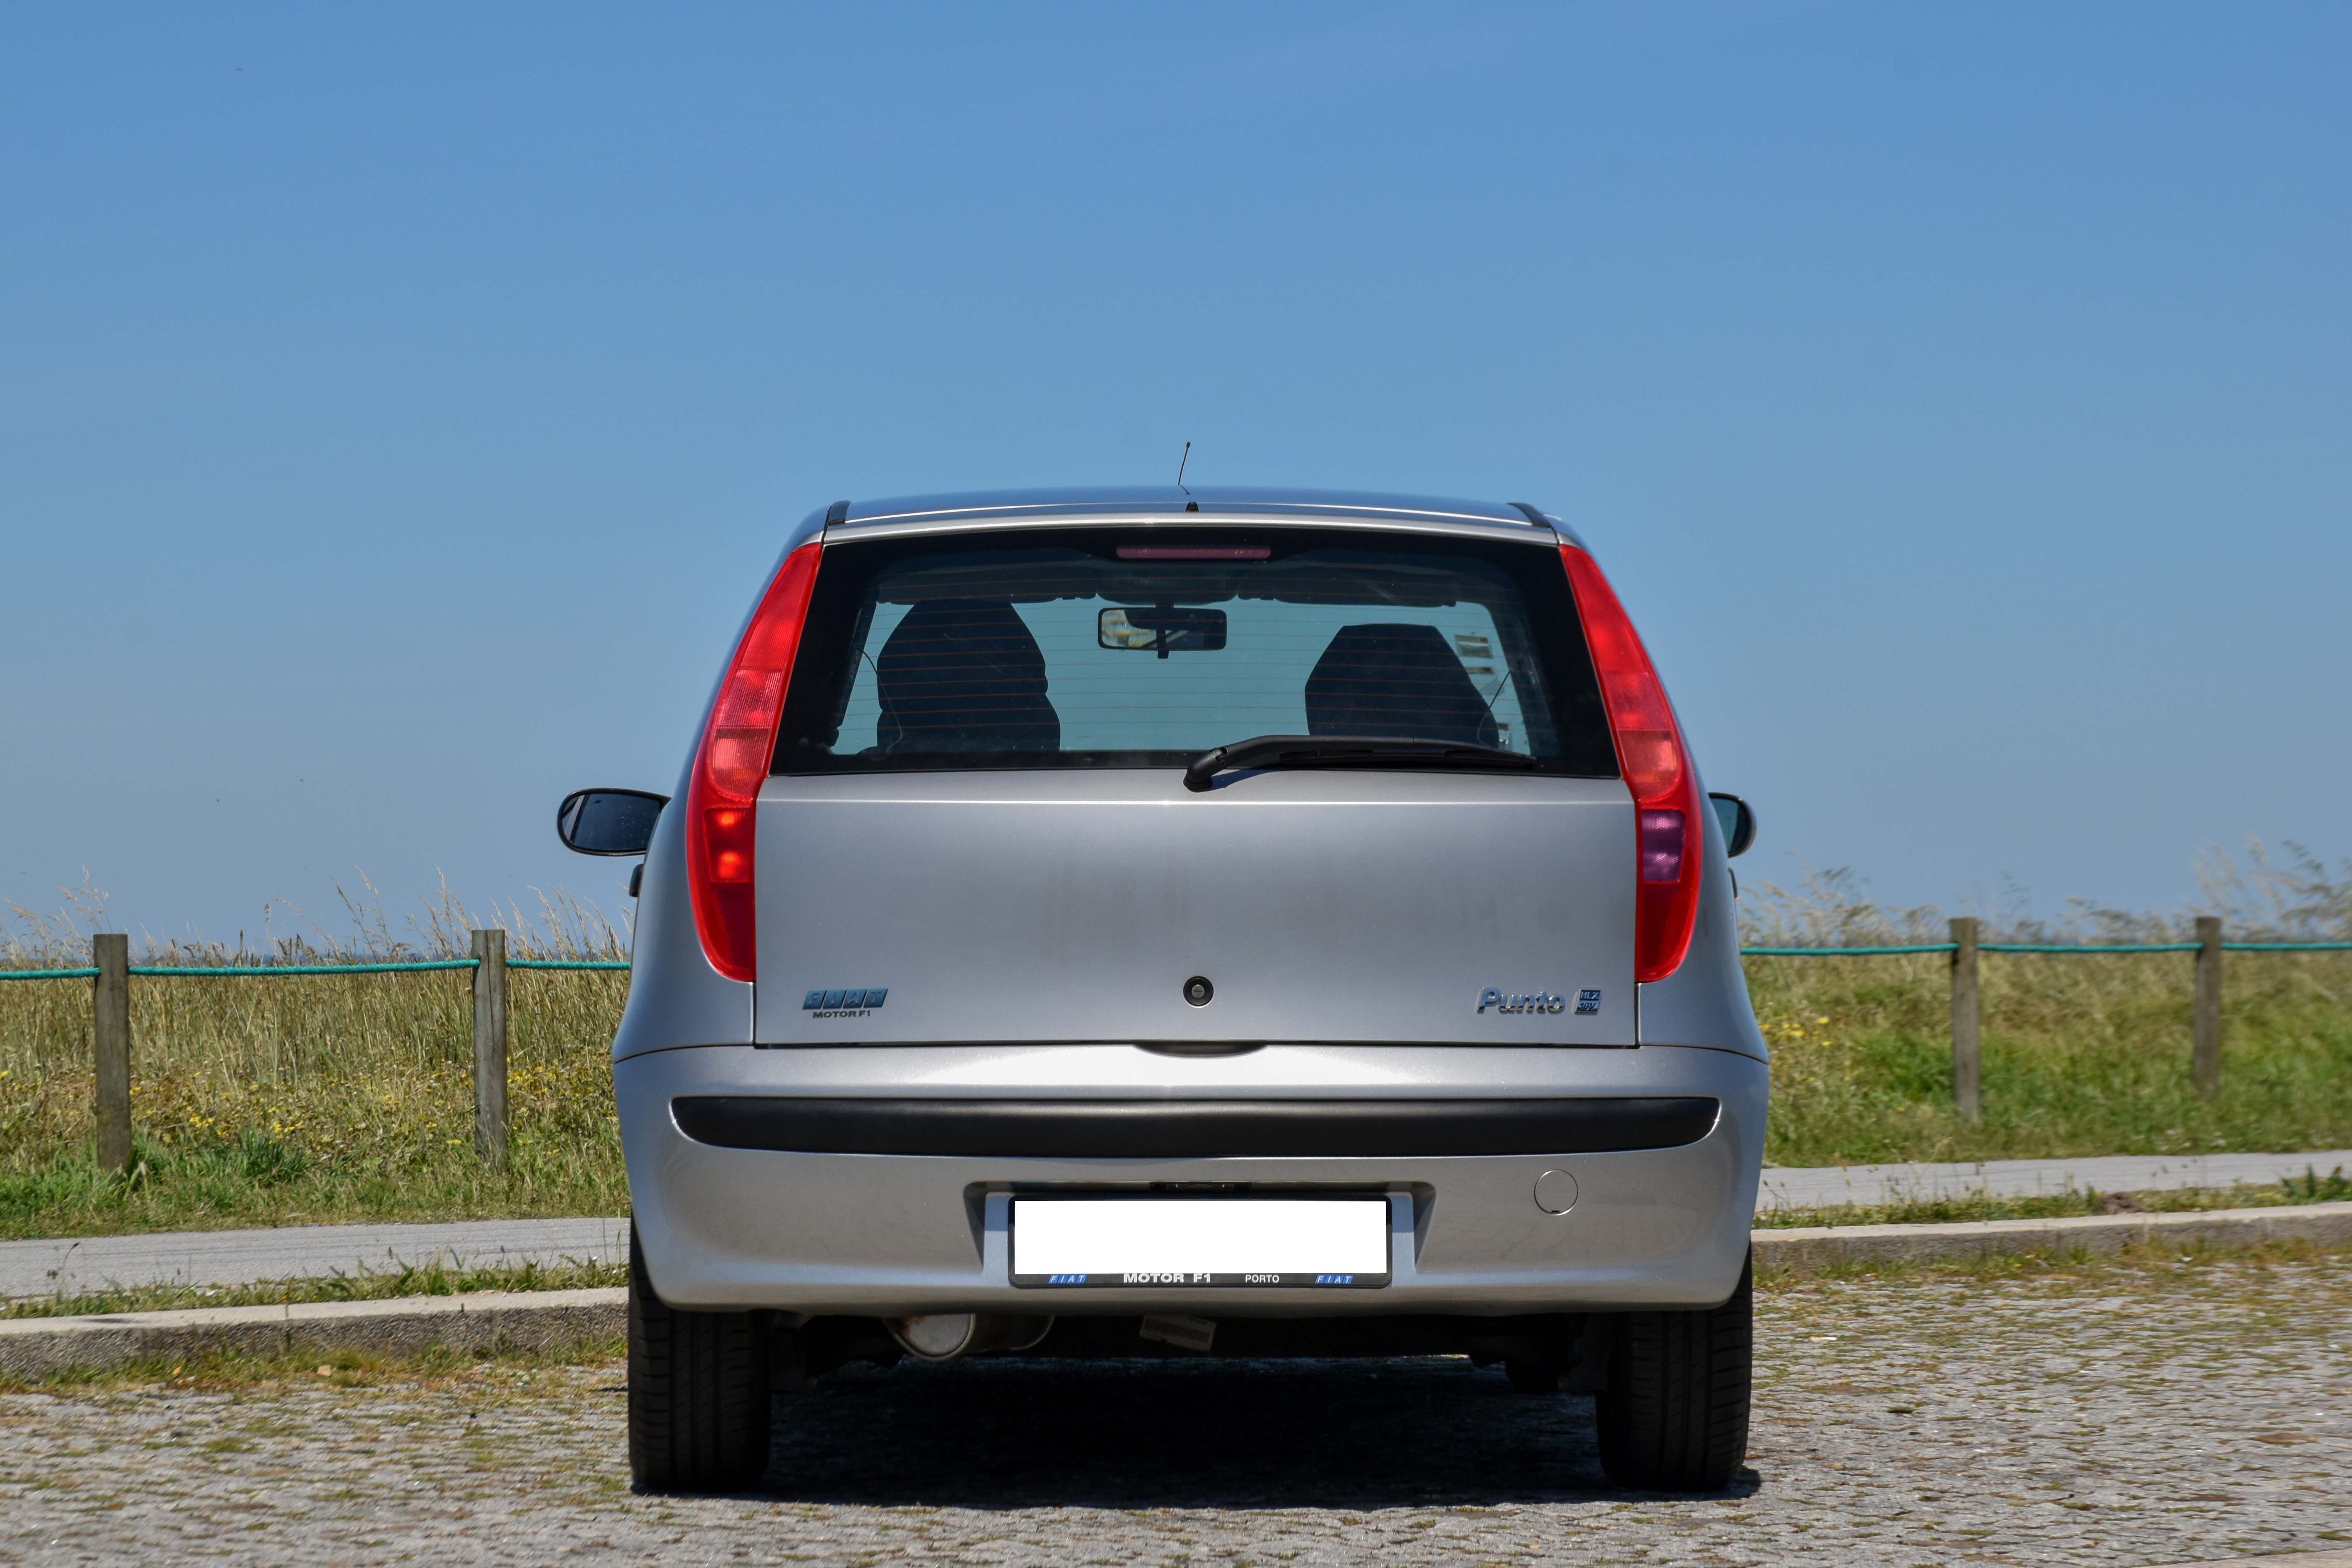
left=774, top=527, right=1618, bottom=777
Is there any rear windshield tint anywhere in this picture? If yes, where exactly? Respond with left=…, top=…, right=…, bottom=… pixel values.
left=774, top=527, right=1618, bottom=777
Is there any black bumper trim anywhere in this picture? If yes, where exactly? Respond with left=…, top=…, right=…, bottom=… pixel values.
left=668, top=1096, right=1720, bottom=1158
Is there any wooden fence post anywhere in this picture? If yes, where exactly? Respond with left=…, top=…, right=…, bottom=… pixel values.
left=92, top=933, right=132, bottom=1174
left=471, top=928, right=509, bottom=1167
left=1949, top=917, right=1981, bottom=1120
left=2193, top=915, right=2223, bottom=1100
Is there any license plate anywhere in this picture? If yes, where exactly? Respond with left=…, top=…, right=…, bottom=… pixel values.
left=1010, top=1196, right=1391, bottom=1288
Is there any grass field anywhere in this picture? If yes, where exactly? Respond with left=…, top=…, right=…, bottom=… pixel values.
left=1747, top=949, right=2352, bottom=1165
left=0, top=884, right=630, bottom=1239
left=3, top=854, right=2349, bottom=1240
left=1742, top=852, right=2352, bottom=1166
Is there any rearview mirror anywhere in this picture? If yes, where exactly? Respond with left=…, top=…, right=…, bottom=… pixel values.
left=1099, top=605, right=1228, bottom=658
left=1709, top=792, right=1756, bottom=858
left=557, top=789, right=668, bottom=856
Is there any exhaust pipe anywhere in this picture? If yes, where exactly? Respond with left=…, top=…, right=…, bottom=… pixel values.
left=884, top=1313, right=1054, bottom=1362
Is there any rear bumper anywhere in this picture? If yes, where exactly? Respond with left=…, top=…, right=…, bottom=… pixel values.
left=669, top=1094, right=1721, bottom=1158
left=618, top=1043, right=1766, bottom=1316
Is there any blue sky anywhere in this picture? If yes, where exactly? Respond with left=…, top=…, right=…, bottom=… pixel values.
left=3, top=3, right=2347, bottom=946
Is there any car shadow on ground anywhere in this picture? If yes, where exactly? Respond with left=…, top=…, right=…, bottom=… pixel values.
left=760, top=1356, right=1762, bottom=1509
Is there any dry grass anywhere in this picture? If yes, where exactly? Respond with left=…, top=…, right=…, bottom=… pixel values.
left=3, top=844, right=2350, bottom=1238
left=0, top=878, right=630, bottom=1238
left=1744, top=844, right=2352, bottom=1165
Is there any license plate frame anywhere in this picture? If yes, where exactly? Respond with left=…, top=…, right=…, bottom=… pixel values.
left=1009, top=1194, right=1393, bottom=1289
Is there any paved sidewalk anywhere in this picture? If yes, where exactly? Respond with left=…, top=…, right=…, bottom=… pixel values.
left=1757, top=1147, right=2351, bottom=1210
left=3, top=1148, right=2344, bottom=1300
left=0, top=1218, right=630, bottom=1301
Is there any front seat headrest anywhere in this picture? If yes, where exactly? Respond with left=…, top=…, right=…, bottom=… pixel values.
left=1304, top=622, right=1499, bottom=749
left=875, top=599, right=1061, bottom=754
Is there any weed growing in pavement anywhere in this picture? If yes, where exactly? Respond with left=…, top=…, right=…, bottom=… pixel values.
left=2279, top=1165, right=2352, bottom=1203
left=5, top=1335, right=629, bottom=1396
left=1752, top=1179, right=2352, bottom=1230
left=1754, top=1234, right=2351, bottom=1291
left=1, top=1256, right=629, bottom=1320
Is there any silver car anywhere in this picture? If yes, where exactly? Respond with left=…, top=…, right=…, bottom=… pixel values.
left=559, top=487, right=1767, bottom=1495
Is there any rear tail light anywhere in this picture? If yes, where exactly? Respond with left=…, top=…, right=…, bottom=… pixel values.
left=1560, top=545, right=1704, bottom=983
left=686, top=541, right=822, bottom=981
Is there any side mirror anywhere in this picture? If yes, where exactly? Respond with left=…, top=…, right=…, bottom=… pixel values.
left=557, top=789, right=669, bottom=856
left=1708, top=792, right=1756, bottom=858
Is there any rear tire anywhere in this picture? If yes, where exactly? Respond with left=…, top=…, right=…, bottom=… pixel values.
left=1595, top=1253, right=1752, bottom=1491
left=628, top=1230, right=771, bottom=1494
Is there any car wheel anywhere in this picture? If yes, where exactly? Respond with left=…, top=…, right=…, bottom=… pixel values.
left=1595, top=1251, right=1752, bottom=1491
left=628, top=1229, right=772, bottom=1493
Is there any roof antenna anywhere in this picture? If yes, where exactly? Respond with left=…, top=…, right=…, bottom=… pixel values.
left=1175, top=441, right=1192, bottom=495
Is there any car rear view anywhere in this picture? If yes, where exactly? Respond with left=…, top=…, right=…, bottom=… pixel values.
left=580, top=489, right=1768, bottom=1496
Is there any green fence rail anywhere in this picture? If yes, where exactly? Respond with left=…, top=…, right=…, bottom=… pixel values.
left=129, top=959, right=484, bottom=976
left=0, top=957, right=638, bottom=978
left=27, top=944, right=2343, bottom=976
left=1740, top=940, right=2352, bottom=956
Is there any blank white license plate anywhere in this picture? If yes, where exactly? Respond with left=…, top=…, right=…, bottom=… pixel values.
left=1011, top=1196, right=1391, bottom=1288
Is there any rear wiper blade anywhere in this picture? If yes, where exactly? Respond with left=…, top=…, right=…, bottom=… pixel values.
left=1183, top=734, right=1539, bottom=793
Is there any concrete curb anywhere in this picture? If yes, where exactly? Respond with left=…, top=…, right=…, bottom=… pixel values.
left=0, top=1287, right=624, bottom=1380
left=1752, top=1199, right=2352, bottom=1272
left=5, top=1202, right=2347, bottom=1378
left=0, top=1215, right=630, bottom=1302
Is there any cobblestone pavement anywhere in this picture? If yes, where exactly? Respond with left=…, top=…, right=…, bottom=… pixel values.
left=1, top=1257, right=2346, bottom=1565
